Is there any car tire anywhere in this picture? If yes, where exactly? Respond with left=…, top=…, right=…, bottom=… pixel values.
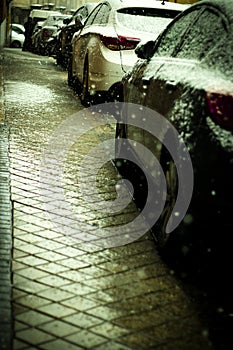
left=56, top=52, right=66, bottom=67
left=114, top=122, right=148, bottom=208
left=81, top=60, right=90, bottom=107
left=67, top=57, right=74, bottom=87
left=152, top=155, right=178, bottom=248
left=11, top=41, right=21, bottom=48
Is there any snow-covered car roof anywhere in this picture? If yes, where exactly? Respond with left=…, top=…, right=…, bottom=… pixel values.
left=105, top=0, right=190, bottom=11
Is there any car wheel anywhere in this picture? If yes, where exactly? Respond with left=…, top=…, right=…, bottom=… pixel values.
left=11, top=41, right=21, bottom=48
left=152, top=155, right=178, bottom=247
left=114, top=122, right=147, bottom=208
left=56, top=51, right=65, bottom=67
left=67, top=57, right=74, bottom=87
left=39, top=45, right=45, bottom=55
left=81, top=60, right=90, bottom=107
left=114, top=122, right=127, bottom=174
left=67, top=57, right=81, bottom=93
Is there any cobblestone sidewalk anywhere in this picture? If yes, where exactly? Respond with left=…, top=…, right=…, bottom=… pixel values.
left=1, top=49, right=214, bottom=350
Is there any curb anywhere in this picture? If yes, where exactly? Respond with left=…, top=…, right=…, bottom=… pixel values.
left=0, top=53, right=13, bottom=350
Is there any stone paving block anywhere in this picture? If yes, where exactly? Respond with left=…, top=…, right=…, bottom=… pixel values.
left=14, top=255, right=47, bottom=266
left=34, top=239, right=64, bottom=251
left=37, top=275, right=72, bottom=288
left=14, top=243, right=46, bottom=255
left=34, top=251, right=67, bottom=263
left=15, top=294, right=51, bottom=309
left=15, top=310, right=54, bottom=327
left=86, top=305, right=123, bottom=322
left=37, top=303, right=77, bottom=318
left=61, top=295, right=101, bottom=312
left=13, top=277, right=48, bottom=295
left=60, top=283, right=97, bottom=296
left=13, top=233, right=44, bottom=244
left=62, top=313, right=103, bottom=328
left=90, top=322, right=129, bottom=340
left=14, top=266, right=48, bottom=280
left=37, top=319, right=80, bottom=337
left=14, top=321, right=29, bottom=332
left=58, top=270, right=93, bottom=283
left=40, top=339, right=84, bottom=350
left=36, top=287, right=75, bottom=302
left=12, top=288, right=28, bottom=302
left=93, top=341, right=132, bottom=350
left=36, top=262, right=69, bottom=274
left=16, top=328, right=54, bottom=346
left=13, top=338, right=29, bottom=350
left=65, top=329, right=107, bottom=348
left=56, top=257, right=90, bottom=269
left=13, top=304, right=29, bottom=316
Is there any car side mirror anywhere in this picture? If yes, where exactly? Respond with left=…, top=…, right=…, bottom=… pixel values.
left=135, top=40, right=155, bottom=60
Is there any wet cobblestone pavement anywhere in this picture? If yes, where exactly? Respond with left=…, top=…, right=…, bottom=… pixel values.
left=0, top=48, right=214, bottom=350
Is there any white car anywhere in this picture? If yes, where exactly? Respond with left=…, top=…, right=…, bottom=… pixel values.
left=69, top=0, right=189, bottom=106
left=9, top=24, right=25, bottom=48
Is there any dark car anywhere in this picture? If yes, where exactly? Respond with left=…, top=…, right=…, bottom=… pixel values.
left=32, top=14, right=71, bottom=55
left=115, top=0, right=233, bottom=272
left=56, top=2, right=97, bottom=67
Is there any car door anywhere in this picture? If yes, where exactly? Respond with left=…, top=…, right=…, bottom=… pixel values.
left=72, top=3, right=103, bottom=80
left=142, top=6, right=227, bottom=157
left=124, top=8, right=200, bottom=163
left=72, top=3, right=111, bottom=84
left=124, top=4, right=228, bottom=169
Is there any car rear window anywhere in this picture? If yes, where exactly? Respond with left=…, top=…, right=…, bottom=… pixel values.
left=116, top=7, right=180, bottom=34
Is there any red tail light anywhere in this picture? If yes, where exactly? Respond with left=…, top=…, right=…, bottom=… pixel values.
left=206, top=91, right=233, bottom=131
left=100, top=35, right=140, bottom=51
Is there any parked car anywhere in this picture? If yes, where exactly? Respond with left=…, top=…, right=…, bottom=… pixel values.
left=9, top=24, right=25, bottom=48
left=69, top=0, right=188, bottom=106
left=56, top=2, right=97, bottom=67
left=31, top=14, right=71, bottom=55
left=31, top=21, right=45, bottom=52
left=115, top=0, right=233, bottom=266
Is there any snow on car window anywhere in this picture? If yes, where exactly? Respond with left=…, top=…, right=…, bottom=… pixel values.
left=176, top=9, right=227, bottom=60
left=154, top=9, right=199, bottom=57
left=202, top=40, right=233, bottom=80
left=116, top=7, right=180, bottom=34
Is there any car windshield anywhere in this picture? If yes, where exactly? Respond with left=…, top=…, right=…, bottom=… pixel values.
left=116, top=7, right=180, bottom=34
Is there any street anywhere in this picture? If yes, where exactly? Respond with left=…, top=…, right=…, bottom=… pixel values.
left=0, top=48, right=227, bottom=350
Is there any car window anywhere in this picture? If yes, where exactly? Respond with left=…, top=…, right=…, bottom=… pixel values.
left=92, top=3, right=111, bottom=25
left=116, top=7, right=180, bottom=35
left=176, top=9, right=227, bottom=60
left=153, top=9, right=201, bottom=57
left=84, top=5, right=103, bottom=26
left=75, top=6, right=88, bottom=19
